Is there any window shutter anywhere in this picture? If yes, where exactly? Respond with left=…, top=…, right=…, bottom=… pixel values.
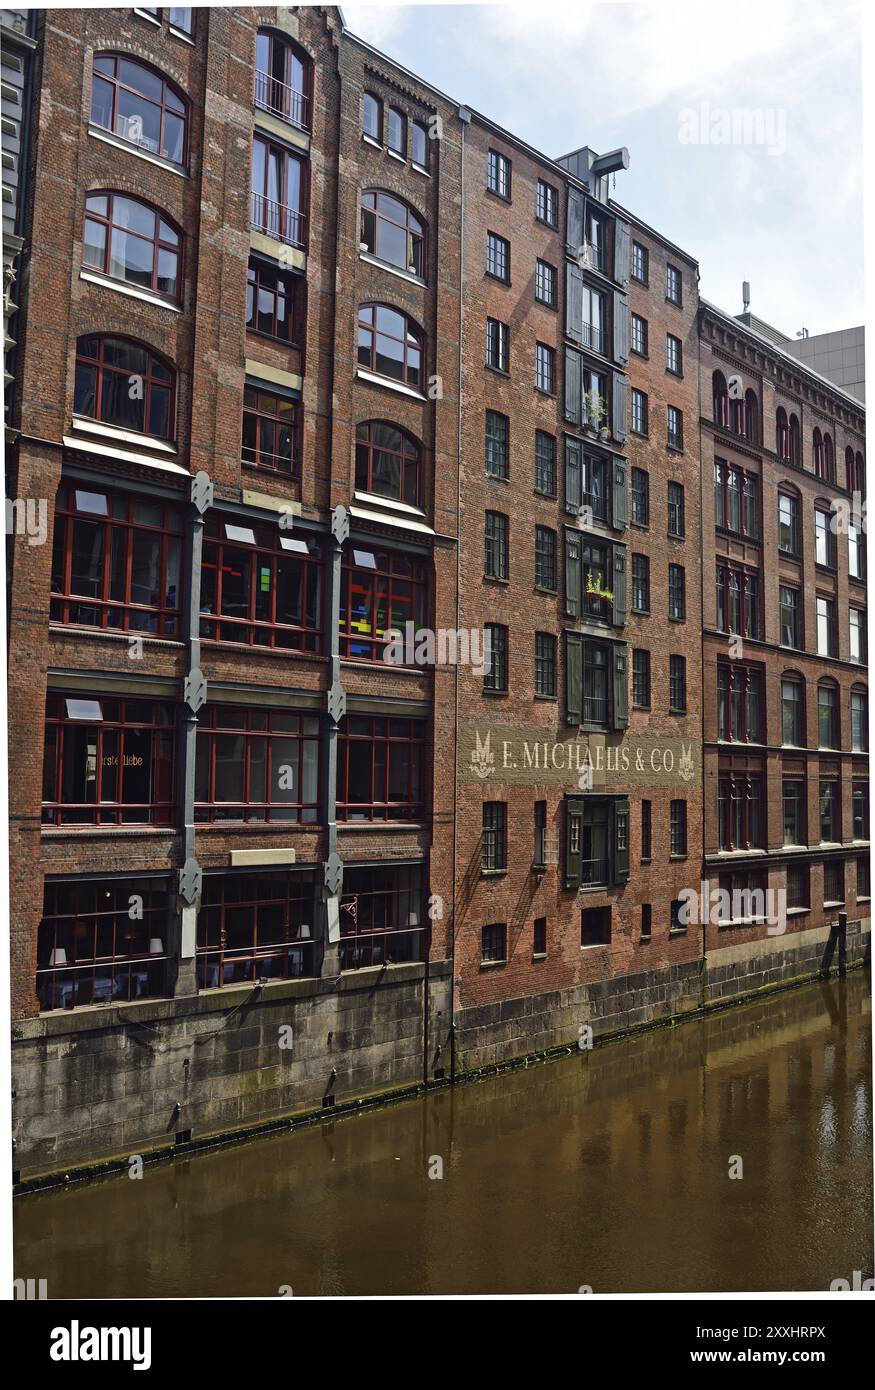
left=612, top=546, right=627, bottom=626
left=564, top=346, right=582, bottom=425
left=565, top=435, right=583, bottom=514
left=566, top=186, right=585, bottom=256
left=565, top=531, right=582, bottom=618
left=565, top=262, right=584, bottom=345
left=613, top=219, right=630, bottom=286
left=612, top=291, right=629, bottom=366
left=565, top=799, right=583, bottom=889
left=611, top=372, right=628, bottom=443
left=612, top=643, right=629, bottom=730
left=565, top=630, right=583, bottom=724
left=612, top=797, right=630, bottom=883
left=612, top=456, right=627, bottom=531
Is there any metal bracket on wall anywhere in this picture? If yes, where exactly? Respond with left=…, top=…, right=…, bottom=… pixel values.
left=184, top=667, right=207, bottom=712
left=179, top=857, right=202, bottom=905
left=190, top=470, right=214, bottom=514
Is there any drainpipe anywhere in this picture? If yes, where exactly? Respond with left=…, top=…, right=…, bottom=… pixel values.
left=695, top=286, right=707, bottom=1006
left=321, top=505, right=347, bottom=962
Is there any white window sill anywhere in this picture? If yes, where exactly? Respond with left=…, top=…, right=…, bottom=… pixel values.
left=411, top=163, right=430, bottom=178
left=358, top=252, right=425, bottom=287
left=168, top=25, right=195, bottom=45
left=133, top=8, right=161, bottom=24
left=353, top=489, right=425, bottom=519
left=355, top=368, right=426, bottom=401
left=88, top=126, right=187, bottom=177
left=387, top=148, right=406, bottom=163
left=71, top=416, right=178, bottom=454
left=362, top=134, right=382, bottom=150
left=79, top=268, right=182, bottom=313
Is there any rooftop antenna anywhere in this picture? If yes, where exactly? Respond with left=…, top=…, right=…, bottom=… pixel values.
left=742, top=280, right=750, bottom=313
left=797, top=327, right=809, bottom=338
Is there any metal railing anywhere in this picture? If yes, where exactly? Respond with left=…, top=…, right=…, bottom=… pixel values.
left=250, top=192, right=307, bottom=250
left=253, top=69, right=310, bottom=131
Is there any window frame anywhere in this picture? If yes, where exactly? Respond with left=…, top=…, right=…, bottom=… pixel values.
left=90, top=51, right=189, bottom=166
left=200, top=512, right=321, bottom=652
left=73, top=334, right=175, bottom=440
left=194, top=705, right=320, bottom=824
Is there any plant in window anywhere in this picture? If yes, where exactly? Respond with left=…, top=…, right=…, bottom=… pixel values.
left=585, top=569, right=613, bottom=604
left=583, top=388, right=605, bottom=435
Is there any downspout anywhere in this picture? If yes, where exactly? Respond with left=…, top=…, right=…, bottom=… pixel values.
left=695, top=288, right=707, bottom=1005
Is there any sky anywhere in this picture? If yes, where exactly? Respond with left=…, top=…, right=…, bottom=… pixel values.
left=342, top=0, right=865, bottom=337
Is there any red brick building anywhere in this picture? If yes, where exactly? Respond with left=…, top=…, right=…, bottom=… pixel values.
left=5, top=6, right=867, bottom=1181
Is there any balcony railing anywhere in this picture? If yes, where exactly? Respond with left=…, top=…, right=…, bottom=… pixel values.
left=254, top=69, right=310, bottom=131
left=250, top=192, right=307, bottom=250
left=581, top=322, right=604, bottom=354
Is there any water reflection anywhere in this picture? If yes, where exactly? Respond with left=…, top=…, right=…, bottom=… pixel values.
left=14, top=972, right=873, bottom=1296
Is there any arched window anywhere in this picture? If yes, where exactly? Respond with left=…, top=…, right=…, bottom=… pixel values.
left=712, top=371, right=728, bottom=428
left=387, top=106, right=406, bottom=156
left=781, top=672, right=805, bottom=746
left=360, top=190, right=425, bottom=277
left=789, top=413, right=801, bottom=465
left=823, top=432, right=835, bottom=482
left=854, top=449, right=865, bottom=498
left=90, top=53, right=187, bottom=165
left=355, top=420, right=422, bottom=507
left=83, top=192, right=182, bottom=300
left=813, top=427, right=823, bottom=476
left=74, top=335, right=175, bottom=439
left=357, top=304, right=424, bottom=390
left=743, top=388, right=758, bottom=441
left=254, top=28, right=311, bottom=131
left=776, top=407, right=790, bottom=460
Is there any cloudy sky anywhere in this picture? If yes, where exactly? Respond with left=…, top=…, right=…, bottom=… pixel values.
left=342, top=0, right=864, bottom=336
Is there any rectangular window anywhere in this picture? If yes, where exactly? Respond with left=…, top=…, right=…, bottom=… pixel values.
left=631, top=241, right=648, bottom=284
left=481, top=922, right=507, bottom=962
left=631, top=313, right=648, bottom=356
left=778, top=492, right=799, bottom=554
left=631, top=468, right=649, bottom=525
left=641, top=903, right=652, bottom=939
left=487, top=149, right=511, bottom=199
left=250, top=134, right=307, bottom=249
left=850, top=609, right=867, bottom=664
left=668, top=481, right=685, bottom=538
left=581, top=284, right=606, bottom=353
left=485, top=409, right=509, bottom=479
left=195, top=706, right=319, bottom=824
left=580, top=803, right=611, bottom=884
left=816, top=596, right=837, bottom=657
left=387, top=106, right=406, bottom=156
left=631, top=388, right=648, bottom=435
left=536, top=178, right=557, bottom=226
left=487, top=231, right=510, bottom=282
left=339, top=864, right=424, bottom=970
left=363, top=91, right=381, bottom=140
left=584, top=207, right=609, bottom=274
left=632, top=648, right=651, bottom=708
left=536, top=342, right=555, bottom=393
left=787, top=864, right=810, bottom=910
left=849, top=523, right=865, bottom=579
left=42, top=694, right=175, bottom=826
left=246, top=259, right=299, bottom=343
left=535, top=259, right=557, bottom=306
left=818, top=684, right=838, bottom=748
left=823, top=862, right=845, bottom=906
left=716, top=562, right=760, bottom=639
left=852, top=780, right=869, bottom=841
left=669, top=655, right=687, bottom=713
left=337, top=715, right=425, bottom=821
left=484, top=623, right=508, bottom=692
left=485, top=511, right=509, bottom=580
left=667, top=405, right=683, bottom=450
left=242, top=384, right=299, bottom=475
left=486, top=317, right=509, bottom=371
left=666, top=263, right=682, bottom=305
left=857, top=857, right=870, bottom=899
left=581, top=906, right=611, bottom=946
left=535, top=430, right=556, bottom=496
left=717, top=663, right=763, bottom=742
left=670, top=799, right=687, bottom=856
left=50, top=483, right=182, bottom=637
left=666, top=333, right=682, bottom=375
left=668, top=563, right=685, bottom=620
left=582, top=638, right=610, bottom=723
left=632, top=553, right=650, bottom=612
left=852, top=690, right=868, bottom=751
left=535, top=632, right=556, bottom=697
left=670, top=900, right=686, bottom=934
left=534, top=800, right=548, bottom=869
left=718, top=769, right=764, bottom=850
left=641, top=800, right=652, bottom=861
left=37, top=877, right=170, bottom=1011
left=411, top=121, right=428, bottom=169
left=535, top=526, right=557, bottom=590
left=340, top=548, right=427, bottom=664
left=779, top=584, right=800, bottom=648
left=714, top=461, right=759, bottom=537
left=815, top=507, right=837, bottom=568
left=482, top=801, right=508, bottom=872
left=782, top=777, right=805, bottom=845
left=782, top=679, right=804, bottom=745
left=582, top=451, right=609, bottom=521
left=201, top=513, right=321, bottom=651
left=533, top=916, right=547, bottom=955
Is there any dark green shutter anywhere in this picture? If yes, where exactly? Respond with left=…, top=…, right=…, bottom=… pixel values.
left=565, top=262, right=584, bottom=345
left=565, top=435, right=583, bottom=514
left=613, top=219, right=630, bottom=286
left=612, top=643, right=629, bottom=730
left=565, top=531, right=582, bottom=618
left=612, top=546, right=627, bottom=626
left=565, top=630, right=583, bottom=724
left=566, top=186, right=585, bottom=257
left=564, top=345, right=582, bottom=425
left=613, top=291, right=629, bottom=365
left=612, top=457, right=627, bottom=531
left=565, top=800, right=583, bottom=888
left=612, top=372, right=627, bottom=443
left=612, top=797, right=630, bottom=883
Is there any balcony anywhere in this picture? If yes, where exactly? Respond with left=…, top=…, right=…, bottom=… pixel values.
left=254, top=69, right=310, bottom=132
left=250, top=192, right=307, bottom=250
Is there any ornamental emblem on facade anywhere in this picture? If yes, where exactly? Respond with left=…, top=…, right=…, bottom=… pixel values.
left=678, top=744, right=695, bottom=783
left=470, top=730, right=495, bottom=780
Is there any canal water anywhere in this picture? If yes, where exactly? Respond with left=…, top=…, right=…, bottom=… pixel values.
left=14, top=973, right=873, bottom=1296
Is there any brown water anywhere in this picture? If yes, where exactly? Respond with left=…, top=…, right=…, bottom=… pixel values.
left=13, top=973, right=873, bottom=1296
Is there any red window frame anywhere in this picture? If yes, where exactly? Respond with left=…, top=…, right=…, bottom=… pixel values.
left=90, top=52, right=188, bottom=165
left=36, top=877, right=170, bottom=1012
left=197, top=871, right=317, bottom=988
left=83, top=191, right=182, bottom=300
left=242, top=384, right=300, bottom=476
left=846, top=447, right=866, bottom=497
left=718, top=766, right=764, bottom=851
left=354, top=420, right=423, bottom=508
left=246, top=260, right=300, bottom=344
left=717, top=661, right=763, bottom=742
left=74, top=334, right=176, bottom=439
left=50, top=482, right=183, bottom=636
left=254, top=28, right=312, bottom=131
left=339, top=864, right=425, bottom=970
left=714, top=459, right=760, bottom=537
left=250, top=133, right=308, bottom=249
left=199, top=513, right=321, bottom=651
left=339, top=549, right=429, bottom=662
left=357, top=303, right=424, bottom=389
left=337, top=715, right=426, bottom=822
left=194, top=705, right=320, bottom=824
left=360, top=189, right=425, bottom=277
left=42, top=694, right=175, bottom=827
left=716, top=560, right=761, bottom=639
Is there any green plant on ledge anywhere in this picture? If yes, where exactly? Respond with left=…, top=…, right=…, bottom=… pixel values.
left=583, top=389, right=606, bottom=432
left=585, top=569, right=613, bottom=603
